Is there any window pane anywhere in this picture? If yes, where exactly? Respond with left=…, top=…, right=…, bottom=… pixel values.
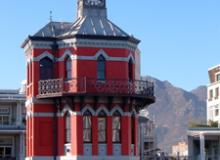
left=5, top=147, right=12, bottom=156
left=98, top=117, right=106, bottom=142
left=83, top=116, right=92, bottom=142
left=65, top=114, right=71, bottom=143
left=97, top=56, right=106, bottom=80
left=112, top=117, right=121, bottom=142
left=217, top=74, right=220, bottom=81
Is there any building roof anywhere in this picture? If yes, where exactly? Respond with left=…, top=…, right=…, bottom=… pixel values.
left=34, top=16, right=129, bottom=38
left=0, top=89, right=25, bottom=102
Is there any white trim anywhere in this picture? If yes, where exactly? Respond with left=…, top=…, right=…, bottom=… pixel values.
left=110, top=106, right=123, bottom=116
left=128, top=53, right=135, bottom=63
left=61, top=105, right=73, bottom=116
left=57, top=50, right=74, bottom=61
left=82, top=105, right=96, bottom=115
left=26, top=156, right=140, bottom=160
left=31, top=49, right=135, bottom=63
left=25, top=97, right=53, bottom=106
left=96, top=106, right=110, bottom=116
left=24, top=37, right=138, bottom=53
left=32, top=51, right=54, bottom=62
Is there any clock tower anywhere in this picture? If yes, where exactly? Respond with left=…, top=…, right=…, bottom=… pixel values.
left=22, top=0, right=155, bottom=160
left=77, top=0, right=107, bottom=19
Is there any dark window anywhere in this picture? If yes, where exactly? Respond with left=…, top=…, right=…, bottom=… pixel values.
left=215, top=87, right=219, bottom=98
left=83, top=110, right=92, bottom=143
left=65, top=57, right=72, bottom=80
left=217, top=74, right=220, bottom=81
left=97, top=55, right=106, bottom=80
left=209, top=89, right=213, bottom=100
left=65, top=113, right=71, bottom=143
left=128, top=59, right=133, bottom=81
left=131, top=114, right=135, bottom=144
left=98, top=111, right=107, bottom=143
left=112, top=111, right=121, bottom=143
left=39, top=57, right=53, bottom=80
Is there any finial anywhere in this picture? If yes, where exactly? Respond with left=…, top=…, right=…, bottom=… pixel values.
left=50, top=11, right=53, bottom=22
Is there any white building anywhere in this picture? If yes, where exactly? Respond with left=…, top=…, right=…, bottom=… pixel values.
left=0, top=89, right=26, bottom=159
left=188, top=64, right=220, bottom=160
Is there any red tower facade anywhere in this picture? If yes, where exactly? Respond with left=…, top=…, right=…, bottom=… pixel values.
left=22, top=0, right=155, bottom=159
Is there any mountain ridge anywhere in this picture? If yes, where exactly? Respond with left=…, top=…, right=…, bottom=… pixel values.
left=143, top=76, right=207, bottom=153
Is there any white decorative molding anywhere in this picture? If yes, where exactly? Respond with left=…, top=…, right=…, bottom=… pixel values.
left=96, top=106, right=110, bottom=116
left=57, top=50, right=74, bottom=61
left=26, top=156, right=140, bottom=160
left=24, top=37, right=138, bottom=52
left=32, top=51, right=54, bottom=62
left=25, top=97, right=53, bottom=106
left=110, top=106, right=124, bottom=116
left=82, top=105, right=96, bottom=116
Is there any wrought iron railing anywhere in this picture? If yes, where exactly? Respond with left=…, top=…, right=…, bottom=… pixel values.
left=38, top=77, right=154, bottom=98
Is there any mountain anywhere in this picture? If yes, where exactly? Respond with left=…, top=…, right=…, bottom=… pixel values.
left=143, top=76, right=207, bottom=153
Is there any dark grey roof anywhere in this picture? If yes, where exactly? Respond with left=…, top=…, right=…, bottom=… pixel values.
left=34, top=22, right=72, bottom=37
left=34, top=16, right=129, bottom=38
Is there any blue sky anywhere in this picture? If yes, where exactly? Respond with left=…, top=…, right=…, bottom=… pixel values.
left=0, top=0, right=219, bottom=91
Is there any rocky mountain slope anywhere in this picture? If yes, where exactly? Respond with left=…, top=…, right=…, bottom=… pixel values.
left=143, top=76, right=207, bottom=153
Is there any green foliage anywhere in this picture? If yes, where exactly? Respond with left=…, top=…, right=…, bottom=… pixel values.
left=188, top=120, right=218, bottom=129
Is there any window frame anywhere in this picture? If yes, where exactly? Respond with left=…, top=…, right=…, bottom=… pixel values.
left=112, top=111, right=121, bottom=143
left=39, top=57, right=54, bottom=80
left=128, top=58, right=133, bottom=82
left=97, top=55, right=106, bottom=81
left=65, top=56, right=72, bottom=80
left=65, top=113, right=71, bottom=144
left=83, top=110, right=92, bottom=143
left=97, top=111, right=107, bottom=143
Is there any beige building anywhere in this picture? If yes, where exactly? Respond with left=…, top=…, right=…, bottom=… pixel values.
left=172, top=141, right=188, bottom=157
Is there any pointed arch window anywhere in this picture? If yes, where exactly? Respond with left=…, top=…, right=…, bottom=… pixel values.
left=83, top=110, right=92, bottom=143
left=97, top=55, right=106, bottom=81
left=65, top=112, right=71, bottom=144
left=39, top=57, right=53, bottom=80
left=98, top=111, right=107, bottom=143
left=112, top=111, right=121, bottom=143
left=128, top=58, right=133, bottom=81
left=65, top=56, right=72, bottom=80
left=131, top=113, right=136, bottom=144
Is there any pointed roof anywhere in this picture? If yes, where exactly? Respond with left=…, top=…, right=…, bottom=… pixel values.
left=23, top=0, right=140, bottom=47
left=34, top=16, right=129, bottom=38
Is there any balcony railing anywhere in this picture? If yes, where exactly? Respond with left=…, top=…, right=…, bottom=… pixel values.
left=38, top=77, right=154, bottom=99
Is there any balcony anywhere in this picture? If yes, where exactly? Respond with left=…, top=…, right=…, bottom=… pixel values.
left=37, top=77, right=155, bottom=103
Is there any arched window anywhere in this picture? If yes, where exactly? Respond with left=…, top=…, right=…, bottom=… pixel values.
left=39, top=57, right=53, bottom=80
left=65, top=113, right=71, bottom=144
left=131, top=113, right=135, bottom=144
left=128, top=58, right=133, bottom=81
left=112, top=111, right=121, bottom=143
left=98, top=110, right=107, bottom=143
left=65, top=56, right=72, bottom=80
left=97, top=55, right=106, bottom=81
left=83, top=110, right=92, bottom=143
